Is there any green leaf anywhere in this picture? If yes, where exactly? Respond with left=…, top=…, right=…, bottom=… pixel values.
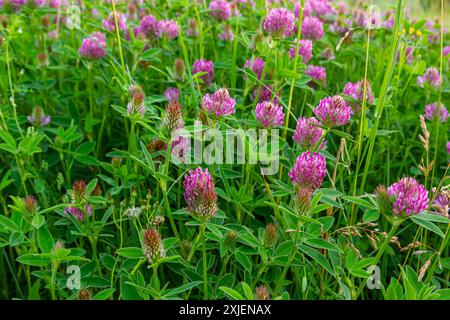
left=161, top=281, right=202, bottom=297
left=93, top=288, right=116, bottom=300
left=116, top=247, right=144, bottom=259
left=17, top=253, right=51, bottom=267
left=37, top=227, right=54, bottom=253
left=86, top=178, right=98, bottom=195
left=241, top=282, right=254, bottom=300
left=298, top=245, right=333, bottom=275
left=235, top=250, right=252, bottom=273
left=411, top=216, right=445, bottom=238
left=342, top=196, right=376, bottom=209
left=0, top=215, right=21, bottom=233
left=31, top=215, right=45, bottom=229
left=363, top=209, right=380, bottom=222
left=76, top=141, right=96, bottom=155
left=219, top=286, right=244, bottom=300
left=304, top=238, right=342, bottom=253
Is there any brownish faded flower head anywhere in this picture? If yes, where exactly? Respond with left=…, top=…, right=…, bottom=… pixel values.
left=165, top=101, right=184, bottom=133
left=78, top=288, right=92, bottom=300
left=174, top=58, right=185, bottom=81
left=224, top=230, right=238, bottom=246
left=374, top=185, right=392, bottom=215
left=295, top=187, right=312, bottom=214
left=263, top=223, right=277, bottom=248
left=24, top=195, right=38, bottom=216
left=142, top=228, right=165, bottom=263
left=255, top=285, right=270, bottom=300
left=72, top=180, right=87, bottom=203
left=41, top=15, right=51, bottom=28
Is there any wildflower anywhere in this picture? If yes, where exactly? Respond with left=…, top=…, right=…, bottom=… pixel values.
left=193, top=59, right=214, bottom=87
left=209, top=0, right=232, bottom=21
left=343, top=80, right=374, bottom=113
left=24, top=195, right=38, bottom=216
left=127, top=85, right=146, bottom=117
left=255, top=286, right=270, bottom=300
left=374, top=185, right=392, bottom=215
left=305, top=65, right=326, bottom=88
left=164, top=87, right=179, bottom=103
left=33, top=0, right=46, bottom=7
left=27, top=107, right=51, bottom=127
left=165, top=101, right=184, bottom=133
left=293, top=116, right=325, bottom=150
left=171, top=135, right=190, bottom=165
left=417, top=67, right=441, bottom=89
left=289, top=151, right=327, bottom=191
left=202, top=88, right=236, bottom=117
left=433, top=190, right=449, bottom=217
left=142, top=228, right=165, bottom=263
left=72, top=180, right=87, bottom=203
left=102, top=12, right=128, bottom=32
left=424, top=102, right=448, bottom=123
left=124, top=206, right=142, bottom=218
left=156, top=19, right=179, bottom=40
left=224, top=230, right=238, bottom=246
left=219, top=25, right=234, bottom=41
left=186, top=18, right=199, bottom=37
left=253, top=85, right=278, bottom=103
left=262, top=223, right=277, bottom=248
left=263, top=8, right=295, bottom=38
left=289, top=39, right=313, bottom=63
left=183, top=167, right=218, bottom=218
left=447, top=141, right=450, bottom=154
left=387, top=177, right=428, bottom=216
left=255, top=101, right=284, bottom=128
left=320, top=47, right=335, bottom=60
left=244, top=57, right=265, bottom=80
left=295, top=187, right=312, bottom=213
left=65, top=205, right=92, bottom=221
left=443, top=46, right=450, bottom=56
left=174, top=58, right=185, bottom=81
left=302, top=16, right=324, bottom=41
left=78, top=289, right=92, bottom=300
left=139, top=15, right=158, bottom=37
left=78, top=32, right=107, bottom=60
left=313, top=95, right=352, bottom=127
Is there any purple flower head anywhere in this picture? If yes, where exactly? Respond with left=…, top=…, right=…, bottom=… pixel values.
left=447, top=141, right=450, bottom=154
left=156, top=19, right=179, bottom=40
left=255, top=101, right=284, bottom=128
left=209, top=0, right=232, bottom=21
left=424, top=102, right=449, bottom=123
left=289, top=39, right=313, bottom=63
left=78, top=32, right=107, bottom=60
left=127, top=85, right=146, bottom=117
left=387, top=177, right=428, bottom=216
left=289, top=151, right=327, bottom=191
left=193, top=59, right=214, bottom=87
left=433, top=191, right=449, bottom=217
left=10, top=0, right=26, bottom=7
left=27, top=107, right=51, bottom=127
left=417, top=67, right=441, bottom=89
left=404, top=46, right=414, bottom=64
left=202, top=88, right=236, bottom=117
left=219, top=25, right=234, bottom=41
left=171, top=134, right=190, bottom=164
left=253, top=85, right=279, bottom=104
left=302, top=16, right=324, bottom=41
left=297, top=0, right=336, bottom=18
left=49, top=0, right=63, bottom=8
left=164, top=87, right=179, bottom=103
left=186, top=18, right=199, bottom=38
left=264, top=8, right=295, bottom=38
left=65, top=204, right=92, bottom=221
left=293, top=116, right=326, bottom=150
left=343, top=80, right=374, bottom=113
left=313, top=95, right=352, bottom=127
left=103, top=12, right=128, bottom=32
left=305, top=64, right=326, bottom=88
left=183, top=167, right=218, bottom=218
left=244, top=57, right=265, bottom=80
left=33, top=0, right=47, bottom=7
left=443, top=46, right=450, bottom=56
left=139, top=15, right=158, bottom=37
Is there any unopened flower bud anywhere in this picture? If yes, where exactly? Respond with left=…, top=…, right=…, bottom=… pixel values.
left=78, top=288, right=92, bottom=300
left=263, top=223, right=277, bottom=248
left=142, top=228, right=165, bottom=263
left=255, top=285, right=270, bottom=300
left=24, top=196, right=38, bottom=216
